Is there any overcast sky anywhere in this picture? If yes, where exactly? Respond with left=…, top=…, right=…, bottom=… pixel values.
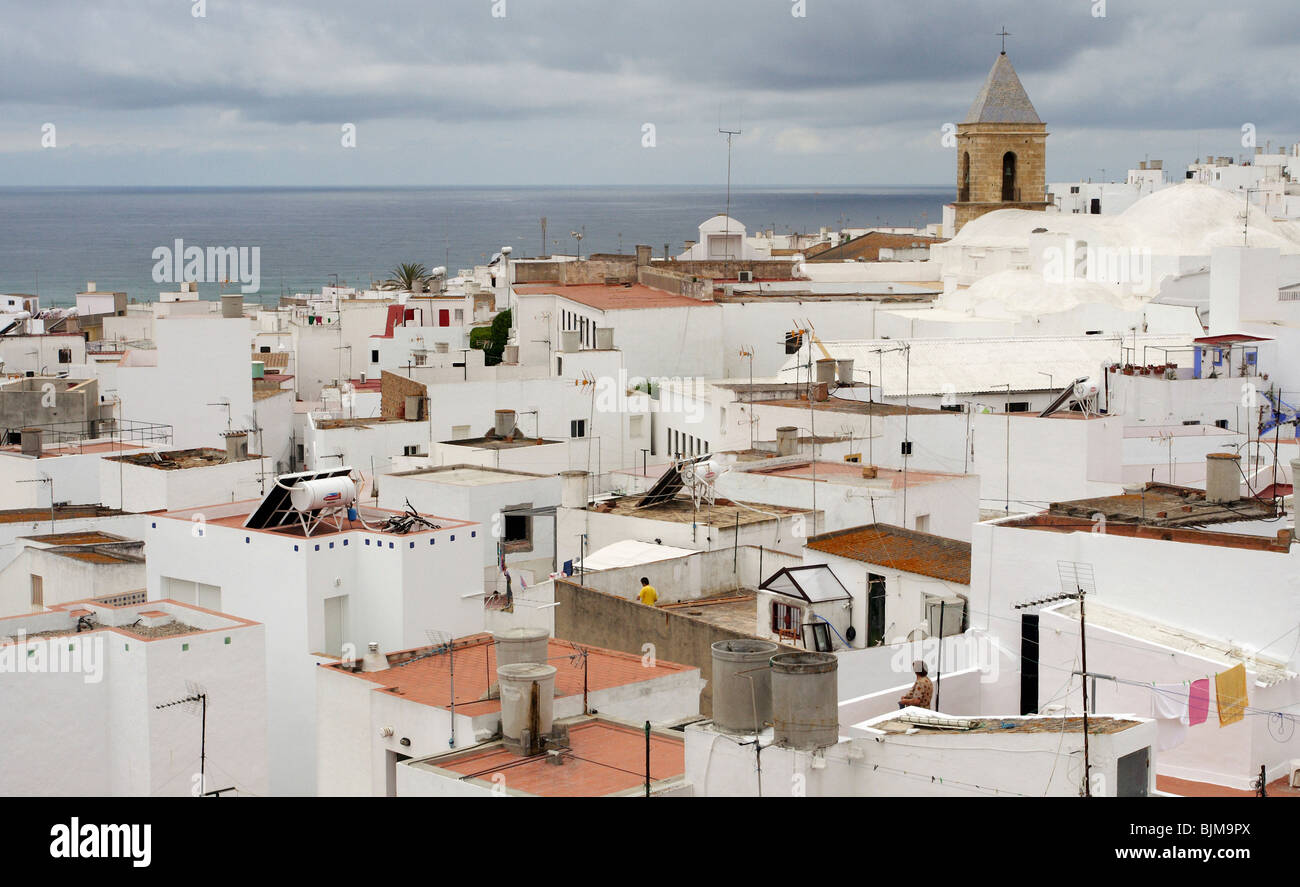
left=0, top=0, right=1294, bottom=187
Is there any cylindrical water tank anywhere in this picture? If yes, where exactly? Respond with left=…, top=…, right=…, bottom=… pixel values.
left=498, top=663, right=556, bottom=756
left=770, top=652, right=839, bottom=750
left=815, top=358, right=837, bottom=386
left=711, top=640, right=777, bottom=733
left=560, top=470, right=588, bottom=508
left=289, top=476, right=357, bottom=512
left=560, top=330, right=581, bottom=353
left=1205, top=452, right=1241, bottom=504
left=776, top=426, right=798, bottom=457
left=836, top=359, right=855, bottom=385
left=595, top=327, right=615, bottom=350
left=494, top=409, right=517, bottom=438
left=493, top=627, right=550, bottom=668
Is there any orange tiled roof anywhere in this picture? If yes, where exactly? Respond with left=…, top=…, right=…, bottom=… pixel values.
left=805, top=524, right=971, bottom=584
left=437, top=719, right=684, bottom=796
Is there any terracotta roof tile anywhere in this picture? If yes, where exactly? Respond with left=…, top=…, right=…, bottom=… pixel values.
left=805, top=523, right=971, bottom=584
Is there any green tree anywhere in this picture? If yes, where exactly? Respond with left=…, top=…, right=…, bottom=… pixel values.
left=471, top=309, right=511, bottom=365
left=381, top=262, right=433, bottom=293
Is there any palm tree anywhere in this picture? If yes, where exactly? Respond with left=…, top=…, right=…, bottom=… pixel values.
left=382, top=262, right=433, bottom=293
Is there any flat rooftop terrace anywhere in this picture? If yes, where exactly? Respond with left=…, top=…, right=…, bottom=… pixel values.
left=326, top=633, right=694, bottom=716
left=1047, top=482, right=1276, bottom=528
left=388, top=465, right=550, bottom=486
left=589, top=495, right=805, bottom=527
left=409, top=717, right=685, bottom=797
left=158, top=500, right=475, bottom=539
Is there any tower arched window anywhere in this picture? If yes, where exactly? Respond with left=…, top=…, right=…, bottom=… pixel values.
left=1002, top=152, right=1018, bottom=201
left=959, top=152, right=971, bottom=202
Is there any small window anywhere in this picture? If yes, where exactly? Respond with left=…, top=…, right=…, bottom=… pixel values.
left=260, top=345, right=271, bottom=353
left=900, top=441, right=913, bottom=456
left=30, top=574, right=43, bottom=608
left=570, top=419, right=586, bottom=438
left=454, top=309, right=464, bottom=322
left=402, top=445, right=422, bottom=457
left=370, top=349, right=379, bottom=363
left=57, top=348, right=72, bottom=364
left=629, top=416, right=644, bottom=438
left=1007, top=402, right=1031, bottom=413
left=940, top=403, right=964, bottom=412
left=772, top=601, right=802, bottom=639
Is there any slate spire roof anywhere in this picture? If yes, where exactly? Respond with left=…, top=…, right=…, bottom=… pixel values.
left=963, top=53, right=1042, bottom=125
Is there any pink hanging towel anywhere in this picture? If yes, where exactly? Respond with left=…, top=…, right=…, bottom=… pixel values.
left=1188, top=679, right=1211, bottom=726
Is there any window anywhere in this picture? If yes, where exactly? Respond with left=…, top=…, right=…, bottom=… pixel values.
left=260, top=345, right=271, bottom=353
left=30, top=574, right=43, bottom=608
left=454, top=309, right=464, bottom=322
left=900, top=441, right=913, bottom=456
left=1002, top=151, right=1017, bottom=201
left=502, top=509, right=533, bottom=553
left=867, top=574, right=886, bottom=647
left=570, top=419, right=586, bottom=438
left=402, top=445, right=422, bottom=456
left=435, top=343, right=448, bottom=354
left=370, top=349, right=379, bottom=363
left=915, top=514, right=930, bottom=533
left=57, top=348, right=72, bottom=364
left=1007, top=402, right=1031, bottom=413
left=940, top=403, right=964, bottom=412
left=772, top=601, right=801, bottom=638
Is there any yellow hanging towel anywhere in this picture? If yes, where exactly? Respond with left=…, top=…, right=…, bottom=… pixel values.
left=1215, top=663, right=1248, bottom=727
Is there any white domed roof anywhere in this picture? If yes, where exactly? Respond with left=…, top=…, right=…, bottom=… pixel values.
left=943, top=269, right=1143, bottom=318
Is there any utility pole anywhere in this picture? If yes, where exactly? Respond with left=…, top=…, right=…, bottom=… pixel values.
left=1016, top=562, right=1097, bottom=796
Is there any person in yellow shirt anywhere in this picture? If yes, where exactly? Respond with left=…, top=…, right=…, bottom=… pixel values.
left=637, top=577, right=659, bottom=606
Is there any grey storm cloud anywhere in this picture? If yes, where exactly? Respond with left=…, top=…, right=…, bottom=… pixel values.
left=0, top=0, right=1295, bottom=185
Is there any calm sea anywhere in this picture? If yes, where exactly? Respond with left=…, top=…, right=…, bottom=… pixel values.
left=0, top=185, right=953, bottom=307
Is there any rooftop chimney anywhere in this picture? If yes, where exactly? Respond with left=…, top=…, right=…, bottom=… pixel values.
left=361, top=642, right=387, bottom=673
left=1205, top=452, right=1241, bottom=504
left=224, top=431, right=248, bottom=462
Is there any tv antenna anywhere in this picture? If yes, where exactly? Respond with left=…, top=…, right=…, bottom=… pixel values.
left=566, top=641, right=591, bottom=714
left=155, top=680, right=210, bottom=797
left=1016, top=562, right=1098, bottom=796
left=719, top=108, right=743, bottom=265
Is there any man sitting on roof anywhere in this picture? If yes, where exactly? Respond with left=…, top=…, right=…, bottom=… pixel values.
left=899, top=660, right=933, bottom=710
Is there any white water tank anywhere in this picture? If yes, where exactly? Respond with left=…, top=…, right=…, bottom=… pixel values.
left=498, top=663, right=557, bottom=756
left=1206, top=452, right=1241, bottom=504
left=776, top=426, right=798, bottom=457
left=493, top=627, right=550, bottom=668
left=361, top=642, right=387, bottom=673
left=290, top=476, right=357, bottom=512
left=836, top=359, right=855, bottom=385
left=560, top=470, right=588, bottom=508
left=770, top=652, right=839, bottom=750
left=711, top=640, right=778, bottom=733
left=560, top=330, right=581, bottom=353
left=1074, top=377, right=1100, bottom=399
left=494, top=409, right=517, bottom=438
left=815, top=358, right=837, bottom=386
left=595, top=327, right=614, bottom=350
